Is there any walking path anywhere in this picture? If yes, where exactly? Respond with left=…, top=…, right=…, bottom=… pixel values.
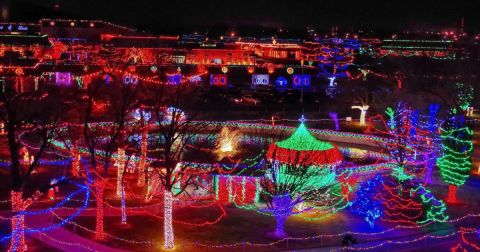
left=1, top=210, right=129, bottom=252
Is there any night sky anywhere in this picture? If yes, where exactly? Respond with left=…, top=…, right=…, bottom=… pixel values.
left=3, top=0, right=480, bottom=34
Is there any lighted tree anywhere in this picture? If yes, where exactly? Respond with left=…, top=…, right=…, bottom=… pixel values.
left=424, top=103, right=441, bottom=184
left=352, top=174, right=448, bottom=227
left=73, top=68, right=142, bottom=239
left=329, top=112, right=340, bottom=131
left=351, top=97, right=369, bottom=125
left=437, top=111, right=473, bottom=203
left=454, top=83, right=473, bottom=112
left=351, top=174, right=383, bottom=227
left=146, top=83, right=217, bottom=250
left=0, top=76, right=66, bottom=251
left=379, top=175, right=448, bottom=225
left=260, top=117, right=342, bottom=237
left=359, top=103, right=448, bottom=225
left=365, top=103, right=436, bottom=180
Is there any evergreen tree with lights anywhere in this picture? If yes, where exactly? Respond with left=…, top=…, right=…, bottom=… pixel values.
left=353, top=173, right=448, bottom=227
left=437, top=110, right=473, bottom=203
left=351, top=174, right=383, bottom=228
left=356, top=104, right=448, bottom=227
left=454, top=83, right=473, bottom=112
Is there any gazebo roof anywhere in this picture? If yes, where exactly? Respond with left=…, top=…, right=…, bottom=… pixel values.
left=266, top=119, right=343, bottom=166
left=275, top=123, right=334, bottom=151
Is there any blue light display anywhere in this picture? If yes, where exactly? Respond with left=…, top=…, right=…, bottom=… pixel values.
left=292, top=75, right=311, bottom=89
left=351, top=174, right=383, bottom=228
left=167, top=74, right=182, bottom=85
left=275, top=76, right=288, bottom=90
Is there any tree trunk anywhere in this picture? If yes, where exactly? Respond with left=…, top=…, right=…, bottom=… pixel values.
left=446, top=184, right=457, bottom=203
left=274, top=215, right=287, bottom=238
left=272, top=194, right=292, bottom=238
left=95, top=180, right=105, bottom=240
left=104, top=158, right=110, bottom=175
left=423, top=154, right=434, bottom=185
left=9, top=190, right=27, bottom=252
left=121, top=187, right=127, bottom=225
left=163, top=190, right=174, bottom=250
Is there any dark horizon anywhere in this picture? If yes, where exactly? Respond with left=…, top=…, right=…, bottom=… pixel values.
left=2, top=0, right=480, bottom=34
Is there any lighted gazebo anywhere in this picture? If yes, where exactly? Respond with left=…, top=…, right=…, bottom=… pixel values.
left=266, top=116, right=343, bottom=167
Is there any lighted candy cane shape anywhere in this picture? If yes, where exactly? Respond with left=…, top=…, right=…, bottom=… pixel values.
left=328, top=112, right=339, bottom=131
left=385, top=107, right=395, bottom=129
left=9, top=191, right=42, bottom=252
left=115, top=148, right=126, bottom=196
left=351, top=105, right=369, bottom=125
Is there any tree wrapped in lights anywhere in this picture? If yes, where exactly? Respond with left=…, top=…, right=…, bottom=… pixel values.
left=376, top=176, right=424, bottom=225
left=146, top=83, right=217, bottom=250
left=75, top=69, right=142, bottom=239
left=385, top=107, right=395, bottom=130
left=351, top=175, right=383, bottom=227
left=359, top=104, right=448, bottom=226
left=424, top=103, right=441, bottom=184
left=353, top=174, right=448, bottom=227
left=71, top=144, right=80, bottom=177
left=261, top=116, right=343, bottom=237
left=0, top=75, right=68, bottom=251
left=115, top=148, right=126, bottom=196
left=329, top=112, right=340, bottom=131
left=365, top=102, right=436, bottom=180
left=352, top=105, right=369, bottom=126
left=437, top=111, right=473, bottom=203
left=454, top=83, right=473, bottom=112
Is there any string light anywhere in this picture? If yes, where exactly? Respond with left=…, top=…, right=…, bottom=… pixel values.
left=164, top=190, right=174, bottom=249
left=115, top=148, right=126, bottom=196
left=266, top=118, right=343, bottom=166
left=94, top=180, right=105, bottom=240
left=351, top=174, right=383, bottom=227
left=437, top=115, right=473, bottom=203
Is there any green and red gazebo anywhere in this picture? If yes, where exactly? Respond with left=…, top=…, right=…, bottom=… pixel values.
left=266, top=116, right=343, bottom=167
